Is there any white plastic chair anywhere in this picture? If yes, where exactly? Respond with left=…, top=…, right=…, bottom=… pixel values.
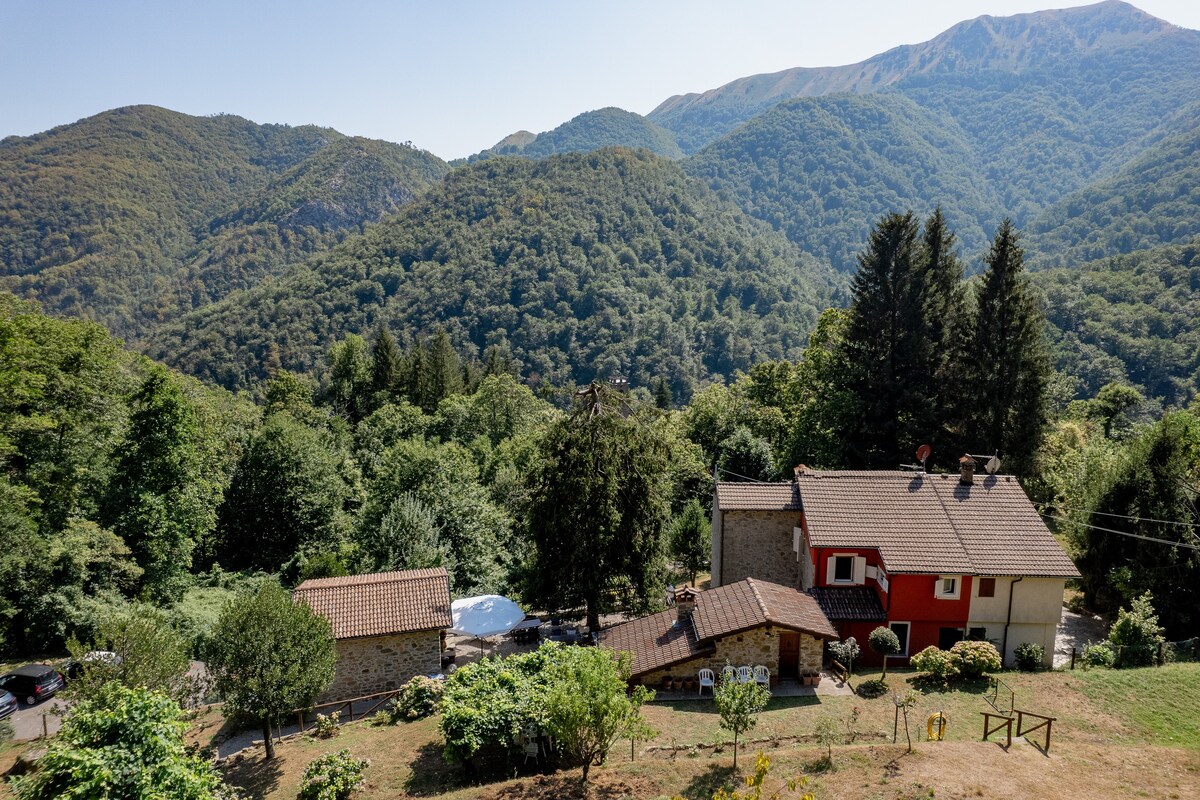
left=698, top=668, right=716, bottom=696
left=753, top=665, right=770, bottom=688
left=737, top=665, right=754, bottom=684
left=523, top=740, right=540, bottom=763
left=721, top=665, right=737, bottom=684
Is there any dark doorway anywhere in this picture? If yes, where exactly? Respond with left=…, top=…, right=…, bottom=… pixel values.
left=938, top=627, right=963, bottom=651
left=779, top=632, right=800, bottom=678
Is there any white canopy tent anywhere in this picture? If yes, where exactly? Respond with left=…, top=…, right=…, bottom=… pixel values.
left=449, top=595, right=528, bottom=654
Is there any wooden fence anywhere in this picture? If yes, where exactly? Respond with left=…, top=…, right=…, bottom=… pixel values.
left=292, top=688, right=401, bottom=733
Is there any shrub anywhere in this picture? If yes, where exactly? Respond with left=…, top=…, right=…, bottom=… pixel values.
left=1108, top=592, right=1165, bottom=668
left=1081, top=641, right=1115, bottom=668
left=389, top=675, right=443, bottom=722
left=909, top=646, right=958, bottom=682
left=1013, top=642, right=1045, bottom=672
left=855, top=679, right=887, bottom=698
left=0, top=718, right=13, bottom=744
left=312, top=711, right=340, bottom=739
left=297, top=750, right=369, bottom=800
left=949, top=640, right=1002, bottom=678
left=828, top=637, right=860, bottom=676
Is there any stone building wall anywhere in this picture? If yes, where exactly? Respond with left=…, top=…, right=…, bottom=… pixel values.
left=321, top=630, right=442, bottom=702
left=717, top=511, right=801, bottom=587
left=636, top=626, right=825, bottom=687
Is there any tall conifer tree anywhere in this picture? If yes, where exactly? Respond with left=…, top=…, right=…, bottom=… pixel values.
left=419, top=328, right=464, bottom=411
left=369, top=326, right=404, bottom=406
left=968, top=220, right=1050, bottom=475
left=842, top=211, right=933, bottom=467
left=919, top=208, right=971, bottom=465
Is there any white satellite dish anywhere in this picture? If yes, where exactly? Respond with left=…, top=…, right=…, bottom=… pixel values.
left=985, top=455, right=1001, bottom=475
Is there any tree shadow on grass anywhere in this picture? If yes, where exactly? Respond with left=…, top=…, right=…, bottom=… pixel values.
left=219, top=751, right=282, bottom=800
left=404, top=741, right=473, bottom=796
left=682, top=762, right=738, bottom=799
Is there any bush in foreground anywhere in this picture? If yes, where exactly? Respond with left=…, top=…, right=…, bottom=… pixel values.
left=12, top=684, right=224, bottom=800
left=298, top=750, right=369, bottom=800
left=909, top=645, right=958, bottom=682
left=387, top=675, right=443, bottom=722
left=950, top=640, right=1002, bottom=678
left=1014, top=642, right=1045, bottom=671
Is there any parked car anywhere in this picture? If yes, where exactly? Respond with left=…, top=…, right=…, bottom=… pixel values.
left=0, top=664, right=65, bottom=705
left=63, top=650, right=121, bottom=681
left=0, top=689, right=16, bottom=719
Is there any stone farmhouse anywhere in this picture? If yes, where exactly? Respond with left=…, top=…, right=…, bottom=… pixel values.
left=711, top=458, right=1079, bottom=668
left=294, top=567, right=452, bottom=701
left=599, top=578, right=838, bottom=686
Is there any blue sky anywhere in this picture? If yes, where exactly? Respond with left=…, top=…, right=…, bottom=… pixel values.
left=3, top=1, right=1198, bottom=160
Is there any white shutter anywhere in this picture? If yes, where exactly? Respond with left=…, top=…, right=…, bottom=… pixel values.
left=853, top=556, right=867, bottom=585
left=865, top=565, right=878, bottom=580
left=825, top=556, right=836, bottom=585
left=793, top=527, right=802, bottom=555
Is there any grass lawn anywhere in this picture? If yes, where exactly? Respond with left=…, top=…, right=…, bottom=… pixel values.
left=206, top=663, right=1200, bottom=799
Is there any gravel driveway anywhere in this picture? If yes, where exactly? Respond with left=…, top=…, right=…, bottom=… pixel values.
left=1054, top=608, right=1108, bottom=667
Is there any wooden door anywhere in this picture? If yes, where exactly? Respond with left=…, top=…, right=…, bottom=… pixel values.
left=778, top=632, right=800, bottom=679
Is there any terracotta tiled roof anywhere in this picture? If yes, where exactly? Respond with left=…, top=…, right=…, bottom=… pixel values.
left=716, top=482, right=802, bottom=511
left=600, top=578, right=837, bottom=677
left=596, top=609, right=712, bottom=676
left=294, top=568, right=452, bottom=640
left=693, top=578, right=839, bottom=640
left=793, top=471, right=1078, bottom=577
left=810, top=586, right=887, bottom=622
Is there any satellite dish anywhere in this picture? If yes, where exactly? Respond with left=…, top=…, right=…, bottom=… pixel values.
left=916, top=444, right=931, bottom=464
left=985, top=455, right=1001, bottom=474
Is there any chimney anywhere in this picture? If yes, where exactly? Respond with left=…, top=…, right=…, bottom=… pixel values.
left=675, top=586, right=700, bottom=623
left=959, top=455, right=976, bottom=485
left=793, top=464, right=808, bottom=482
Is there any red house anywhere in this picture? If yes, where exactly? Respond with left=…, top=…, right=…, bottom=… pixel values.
left=711, top=459, right=1078, bottom=668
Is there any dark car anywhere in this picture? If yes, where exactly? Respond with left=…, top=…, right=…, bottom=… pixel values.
left=0, top=664, right=65, bottom=706
left=0, top=689, right=16, bottom=719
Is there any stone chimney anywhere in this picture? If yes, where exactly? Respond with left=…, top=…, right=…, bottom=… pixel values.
left=959, top=455, right=976, bottom=485
left=793, top=464, right=808, bottom=482
left=675, top=586, right=700, bottom=623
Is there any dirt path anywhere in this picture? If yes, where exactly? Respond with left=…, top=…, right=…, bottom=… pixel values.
left=1054, top=609, right=1108, bottom=667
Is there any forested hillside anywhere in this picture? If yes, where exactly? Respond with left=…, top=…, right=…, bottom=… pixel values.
left=0, top=106, right=448, bottom=338
left=471, top=108, right=683, bottom=161
left=685, top=93, right=1002, bottom=271
left=1027, top=120, right=1200, bottom=268
left=148, top=149, right=837, bottom=396
left=1034, top=239, right=1200, bottom=405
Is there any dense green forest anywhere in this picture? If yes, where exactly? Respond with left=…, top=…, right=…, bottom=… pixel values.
left=1034, top=239, right=1200, bottom=405
left=685, top=93, right=1002, bottom=272
left=0, top=106, right=448, bottom=338
left=148, top=148, right=837, bottom=398
left=470, top=107, right=683, bottom=161
left=1027, top=120, right=1200, bottom=268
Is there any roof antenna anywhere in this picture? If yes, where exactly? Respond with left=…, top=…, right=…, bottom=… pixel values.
left=916, top=444, right=931, bottom=473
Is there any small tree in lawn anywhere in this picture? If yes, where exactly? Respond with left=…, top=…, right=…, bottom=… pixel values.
left=545, top=647, right=655, bottom=784
left=714, top=674, right=770, bottom=769
left=868, top=626, right=900, bottom=681
left=206, top=583, right=336, bottom=759
left=812, top=715, right=841, bottom=767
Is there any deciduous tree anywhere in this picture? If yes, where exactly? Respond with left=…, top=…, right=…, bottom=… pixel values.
left=206, top=583, right=335, bottom=759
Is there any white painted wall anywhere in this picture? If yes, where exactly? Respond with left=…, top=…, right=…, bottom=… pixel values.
left=967, top=576, right=1066, bottom=667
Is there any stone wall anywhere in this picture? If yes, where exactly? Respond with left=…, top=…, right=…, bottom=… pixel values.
left=321, top=630, right=442, bottom=702
left=718, top=510, right=801, bottom=587
left=636, top=626, right=825, bottom=687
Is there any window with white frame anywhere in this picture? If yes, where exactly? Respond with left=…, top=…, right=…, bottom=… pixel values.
left=935, top=575, right=961, bottom=599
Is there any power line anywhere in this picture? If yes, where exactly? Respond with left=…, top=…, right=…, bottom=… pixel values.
left=1039, top=513, right=1200, bottom=551
left=1045, top=503, right=1200, bottom=529
left=715, top=466, right=770, bottom=484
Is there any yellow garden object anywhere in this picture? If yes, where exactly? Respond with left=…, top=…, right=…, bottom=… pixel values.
left=926, top=711, right=948, bottom=741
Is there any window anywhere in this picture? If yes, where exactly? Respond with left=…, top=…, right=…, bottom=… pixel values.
left=889, top=622, right=910, bottom=656
left=978, top=578, right=996, bottom=598
left=967, top=627, right=987, bottom=641
left=935, top=575, right=961, bottom=600
left=833, top=556, right=853, bottom=582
